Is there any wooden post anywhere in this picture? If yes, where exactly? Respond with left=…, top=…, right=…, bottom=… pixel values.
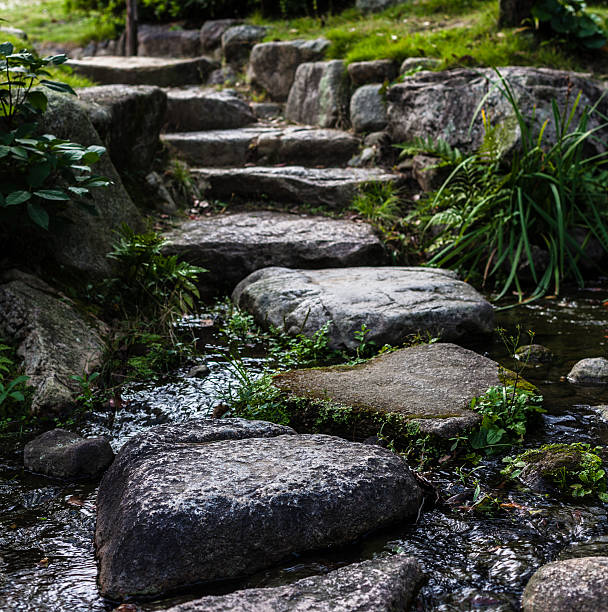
left=126, top=0, right=138, bottom=56
left=498, top=0, right=532, bottom=28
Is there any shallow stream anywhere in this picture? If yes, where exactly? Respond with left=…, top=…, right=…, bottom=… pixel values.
left=1, top=282, right=608, bottom=611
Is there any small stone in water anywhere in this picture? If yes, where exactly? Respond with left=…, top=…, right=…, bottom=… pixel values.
left=186, top=364, right=210, bottom=378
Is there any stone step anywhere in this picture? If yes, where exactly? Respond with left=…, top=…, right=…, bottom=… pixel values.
left=193, top=165, right=401, bottom=208
left=163, top=125, right=360, bottom=167
left=69, top=56, right=218, bottom=87
left=164, top=87, right=256, bottom=132
left=162, top=211, right=388, bottom=292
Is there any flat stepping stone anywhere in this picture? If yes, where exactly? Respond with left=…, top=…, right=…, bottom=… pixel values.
left=69, top=56, right=217, bottom=87
left=95, top=419, right=422, bottom=599
left=162, top=211, right=388, bottom=291
left=166, top=555, right=424, bottom=611
left=164, top=87, right=256, bottom=131
left=163, top=125, right=359, bottom=167
left=232, top=266, right=494, bottom=350
left=273, top=343, right=511, bottom=439
left=193, top=166, right=400, bottom=207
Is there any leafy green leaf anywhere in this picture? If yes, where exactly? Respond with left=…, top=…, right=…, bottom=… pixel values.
left=27, top=201, right=49, bottom=229
left=6, top=191, right=31, bottom=206
left=34, top=189, right=70, bottom=201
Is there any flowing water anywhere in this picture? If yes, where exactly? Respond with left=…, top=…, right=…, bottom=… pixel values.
left=1, top=283, right=607, bottom=611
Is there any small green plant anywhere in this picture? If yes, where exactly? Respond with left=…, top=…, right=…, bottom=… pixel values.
left=0, top=343, right=29, bottom=419
left=0, top=43, right=109, bottom=231
left=103, top=225, right=206, bottom=328
left=224, top=361, right=290, bottom=425
left=502, top=443, right=608, bottom=502
left=71, top=371, right=100, bottom=407
left=395, top=136, right=464, bottom=166
left=419, top=69, right=608, bottom=305
left=532, top=0, right=608, bottom=49
left=352, top=181, right=402, bottom=226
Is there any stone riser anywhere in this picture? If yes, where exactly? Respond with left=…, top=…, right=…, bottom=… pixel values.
left=163, top=126, right=360, bottom=168
left=192, top=166, right=403, bottom=208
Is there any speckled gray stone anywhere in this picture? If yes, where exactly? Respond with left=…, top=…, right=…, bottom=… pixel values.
left=567, top=357, right=608, bottom=384
left=162, top=211, right=387, bottom=290
left=350, top=84, right=388, bottom=133
left=24, top=429, right=114, bottom=479
left=96, top=420, right=422, bottom=599
left=166, top=555, right=425, bottom=611
left=233, top=266, right=494, bottom=350
left=522, top=557, right=608, bottom=611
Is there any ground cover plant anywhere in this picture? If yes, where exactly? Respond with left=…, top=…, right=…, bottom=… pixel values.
left=413, top=70, right=608, bottom=305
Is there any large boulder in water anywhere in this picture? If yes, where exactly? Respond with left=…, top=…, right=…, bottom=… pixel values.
left=95, top=419, right=423, bottom=599
left=522, top=557, right=608, bottom=611
left=273, top=342, right=515, bottom=439
left=567, top=357, right=608, bottom=384
left=232, top=266, right=494, bottom=350
left=166, top=555, right=425, bottom=611
left=387, top=67, right=608, bottom=156
left=0, top=271, right=107, bottom=414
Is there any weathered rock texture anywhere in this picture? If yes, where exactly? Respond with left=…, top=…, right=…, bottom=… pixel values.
left=221, top=25, right=267, bottom=68
left=515, top=344, right=554, bottom=364
left=286, top=60, right=351, bottom=128
left=248, top=38, right=330, bottom=101
left=350, top=84, right=388, bottom=133
left=193, top=166, right=400, bottom=208
left=69, top=56, right=217, bottom=87
left=78, top=84, right=167, bottom=174
left=0, top=272, right=107, bottom=414
left=522, top=557, right=608, bottom=612
left=163, top=126, right=359, bottom=167
left=348, top=59, right=397, bottom=86
left=274, top=343, right=508, bottom=438
left=387, top=67, right=608, bottom=155
left=400, top=57, right=441, bottom=74
left=38, top=91, right=143, bottom=276
left=200, top=19, right=240, bottom=56
left=164, top=87, right=255, bottom=132
left=233, top=267, right=494, bottom=350
left=137, top=25, right=201, bottom=57
left=162, top=211, right=387, bottom=290
left=166, top=555, right=425, bottom=611
left=24, top=429, right=114, bottom=479
left=96, top=419, right=422, bottom=599
left=567, top=357, right=608, bottom=384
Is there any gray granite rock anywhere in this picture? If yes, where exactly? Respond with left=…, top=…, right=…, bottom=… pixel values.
left=206, top=66, right=238, bottom=86
left=163, top=125, right=359, bottom=167
left=78, top=84, right=167, bottom=174
left=567, top=357, right=608, bottom=384
left=193, top=165, right=400, bottom=207
left=348, top=59, right=398, bottom=86
left=399, top=57, right=441, bottom=74
left=221, top=24, right=267, bottom=68
left=522, top=557, right=608, bottom=611
left=0, top=272, right=107, bottom=414
left=166, top=555, right=425, bottom=611
left=233, top=266, right=494, bottom=351
left=286, top=60, right=351, bottom=128
left=515, top=344, right=555, bottom=364
left=387, top=67, right=608, bottom=156
left=248, top=38, right=330, bottom=101
left=412, top=154, right=451, bottom=192
left=37, top=91, right=143, bottom=276
left=24, top=429, right=114, bottom=479
left=274, top=343, right=508, bottom=438
left=162, top=211, right=387, bottom=290
left=350, top=84, right=388, bottom=133
left=96, top=419, right=422, bottom=599
left=137, top=25, right=201, bottom=57
left=200, top=19, right=241, bottom=56
left=164, top=87, right=255, bottom=132
left=69, top=56, right=218, bottom=87
left=252, top=101, right=283, bottom=119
